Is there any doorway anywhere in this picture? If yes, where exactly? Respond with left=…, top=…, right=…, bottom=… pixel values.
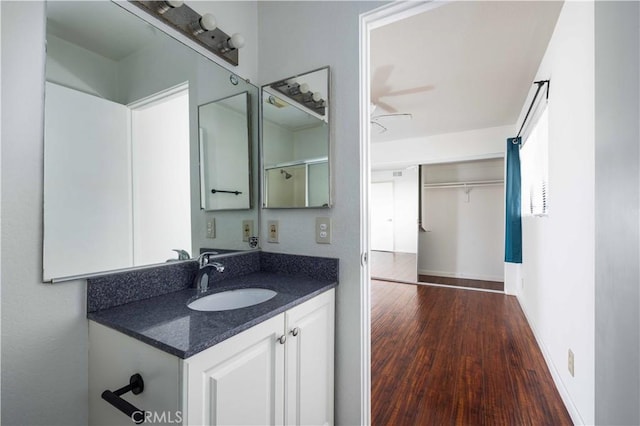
left=129, top=84, right=191, bottom=265
left=360, top=1, right=564, bottom=423
left=370, top=168, right=419, bottom=283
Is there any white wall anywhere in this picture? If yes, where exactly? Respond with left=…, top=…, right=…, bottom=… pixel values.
left=257, top=2, right=381, bottom=423
left=516, top=2, right=595, bottom=424
left=46, top=34, right=119, bottom=101
left=44, top=83, right=133, bottom=279
left=371, top=124, right=511, bottom=170
left=419, top=159, right=504, bottom=282
left=371, top=169, right=418, bottom=254
left=1, top=2, right=88, bottom=424
left=594, top=1, right=640, bottom=424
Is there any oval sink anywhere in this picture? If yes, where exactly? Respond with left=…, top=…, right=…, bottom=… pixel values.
left=188, top=288, right=277, bottom=312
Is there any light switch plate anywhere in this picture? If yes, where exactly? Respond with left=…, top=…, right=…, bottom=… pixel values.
left=316, top=217, right=331, bottom=244
left=242, top=220, right=253, bottom=242
left=207, top=218, right=215, bottom=239
left=268, top=220, right=279, bottom=243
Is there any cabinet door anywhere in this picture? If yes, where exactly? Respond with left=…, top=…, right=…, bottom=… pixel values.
left=183, top=314, right=285, bottom=426
left=285, top=289, right=335, bottom=426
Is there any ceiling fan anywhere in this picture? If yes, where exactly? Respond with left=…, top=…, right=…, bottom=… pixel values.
left=370, top=65, right=434, bottom=133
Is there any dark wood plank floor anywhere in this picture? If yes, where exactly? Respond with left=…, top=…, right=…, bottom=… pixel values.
left=371, top=280, right=572, bottom=426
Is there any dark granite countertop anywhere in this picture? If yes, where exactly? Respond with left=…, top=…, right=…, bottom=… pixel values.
left=88, top=271, right=336, bottom=359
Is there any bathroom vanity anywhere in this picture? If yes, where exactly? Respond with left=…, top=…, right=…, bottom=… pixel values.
left=87, top=252, right=337, bottom=425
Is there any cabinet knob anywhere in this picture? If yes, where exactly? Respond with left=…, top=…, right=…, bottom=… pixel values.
left=278, top=334, right=287, bottom=344
left=289, top=327, right=300, bottom=337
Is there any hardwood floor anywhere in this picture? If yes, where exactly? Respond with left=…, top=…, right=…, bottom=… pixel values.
left=371, top=280, right=572, bottom=426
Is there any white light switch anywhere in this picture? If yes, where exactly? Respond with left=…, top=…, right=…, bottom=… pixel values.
left=316, top=217, right=331, bottom=244
left=268, top=220, right=279, bottom=243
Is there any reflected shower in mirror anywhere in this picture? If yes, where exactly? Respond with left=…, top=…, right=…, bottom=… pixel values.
left=261, top=67, right=331, bottom=208
left=199, top=92, right=252, bottom=211
left=43, top=1, right=259, bottom=281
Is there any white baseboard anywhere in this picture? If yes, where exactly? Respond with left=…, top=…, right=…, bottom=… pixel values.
left=417, top=269, right=503, bottom=283
left=515, top=294, right=585, bottom=425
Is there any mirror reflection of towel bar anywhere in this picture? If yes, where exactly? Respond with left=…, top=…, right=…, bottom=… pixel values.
left=211, top=189, right=242, bottom=195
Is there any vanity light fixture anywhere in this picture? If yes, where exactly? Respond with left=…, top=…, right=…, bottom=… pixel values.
left=157, top=0, right=184, bottom=15
left=131, top=1, right=244, bottom=66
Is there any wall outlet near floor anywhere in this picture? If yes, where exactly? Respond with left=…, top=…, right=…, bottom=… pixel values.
left=242, top=220, right=253, bottom=242
left=268, top=220, right=279, bottom=243
left=207, top=218, right=216, bottom=239
left=316, top=217, right=331, bottom=244
left=568, top=349, right=575, bottom=377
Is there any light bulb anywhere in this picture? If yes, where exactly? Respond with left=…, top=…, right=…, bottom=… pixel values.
left=192, top=13, right=217, bottom=35
left=312, top=92, right=322, bottom=102
left=199, top=14, right=217, bottom=31
left=229, top=33, right=245, bottom=49
left=300, top=83, right=310, bottom=94
left=158, top=0, right=184, bottom=14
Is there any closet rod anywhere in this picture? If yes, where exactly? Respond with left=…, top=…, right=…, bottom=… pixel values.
left=513, top=79, right=550, bottom=143
left=423, top=179, right=504, bottom=189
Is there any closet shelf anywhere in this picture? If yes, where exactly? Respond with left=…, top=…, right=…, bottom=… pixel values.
left=423, top=179, right=504, bottom=189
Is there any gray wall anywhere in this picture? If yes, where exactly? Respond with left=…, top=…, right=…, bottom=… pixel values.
left=594, top=1, right=640, bottom=424
left=1, top=2, right=88, bottom=424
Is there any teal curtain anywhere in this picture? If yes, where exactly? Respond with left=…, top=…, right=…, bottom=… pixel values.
left=505, top=137, right=522, bottom=263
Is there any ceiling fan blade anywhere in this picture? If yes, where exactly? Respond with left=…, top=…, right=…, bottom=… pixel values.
left=371, top=64, right=394, bottom=102
left=375, top=100, right=398, bottom=114
left=380, top=85, right=435, bottom=98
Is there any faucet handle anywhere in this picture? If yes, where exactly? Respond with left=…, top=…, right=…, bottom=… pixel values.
left=172, top=249, right=191, bottom=260
left=198, top=251, right=219, bottom=267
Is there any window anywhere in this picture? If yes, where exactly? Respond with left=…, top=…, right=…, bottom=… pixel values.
left=520, top=106, right=549, bottom=216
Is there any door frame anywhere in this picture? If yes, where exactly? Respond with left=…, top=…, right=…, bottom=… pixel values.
left=358, top=1, right=449, bottom=422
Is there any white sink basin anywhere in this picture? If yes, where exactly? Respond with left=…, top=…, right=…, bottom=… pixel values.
left=188, top=288, right=277, bottom=312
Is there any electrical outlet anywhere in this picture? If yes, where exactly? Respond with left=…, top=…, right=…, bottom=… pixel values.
left=207, top=219, right=215, bottom=239
left=316, top=217, right=331, bottom=244
left=242, top=220, right=253, bottom=242
left=268, top=220, right=279, bottom=243
left=568, top=349, right=575, bottom=377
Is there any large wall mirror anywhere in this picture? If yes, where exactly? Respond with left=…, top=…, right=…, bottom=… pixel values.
left=261, top=67, right=331, bottom=208
left=43, top=1, right=259, bottom=282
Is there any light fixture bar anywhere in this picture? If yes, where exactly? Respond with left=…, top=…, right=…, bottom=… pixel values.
left=130, top=0, right=241, bottom=66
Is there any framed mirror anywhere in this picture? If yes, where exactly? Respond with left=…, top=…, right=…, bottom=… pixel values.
left=199, top=92, right=252, bottom=211
left=43, top=1, right=259, bottom=282
left=261, top=67, right=331, bottom=208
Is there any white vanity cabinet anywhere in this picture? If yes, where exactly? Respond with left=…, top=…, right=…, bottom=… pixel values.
left=89, top=289, right=334, bottom=426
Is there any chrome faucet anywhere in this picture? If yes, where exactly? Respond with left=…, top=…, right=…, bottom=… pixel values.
left=195, top=252, right=225, bottom=293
